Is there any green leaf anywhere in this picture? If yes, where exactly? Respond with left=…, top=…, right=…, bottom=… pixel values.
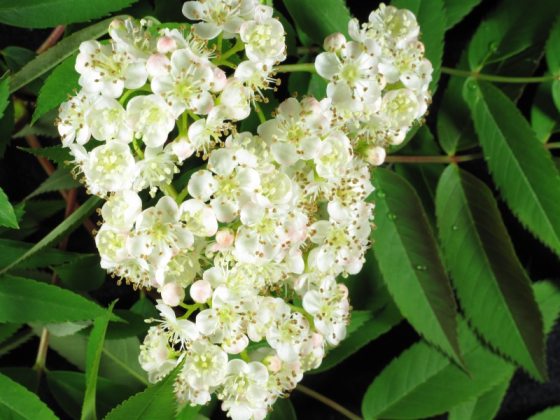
left=436, top=166, right=546, bottom=380
left=307, top=73, right=328, bottom=100
left=19, top=146, right=73, bottom=166
left=0, top=195, right=101, bottom=274
left=392, top=0, right=445, bottom=90
left=464, top=80, right=560, bottom=257
left=371, top=168, right=462, bottom=364
left=311, top=304, right=402, bottom=374
left=104, top=366, right=180, bottom=420
left=546, top=18, right=560, bottom=112
left=361, top=281, right=560, bottom=419
left=26, top=167, right=81, bottom=201
left=0, top=274, right=106, bottom=323
left=0, top=324, right=21, bottom=345
left=0, top=187, right=19, bottom=229
left=282, top=0, right=351, bottom=45
left=0, top=372, right=57, bottom=420
left=47, top=370, right=137, bottom=419
left=175, top=403, right=201, bottom=420
left=531, top=80, right=560, bottom=143
left=530, top=406, right=560, bottom=420
left=9, top=17, right=115, bottom=93
left=0, top=0, right=137, bottom=28
left=82, top=301, right=116, bottom=420
left=442, top=0, right=482, bottom=30
left=54, top=254, right=106, bottom=292
left=448, top=376, right=511, bottom=420
left=0, top=75, right=9, bottom=120
left=32, top=55, right=79, bottom=123
left=267, top=398, right=296, bottom=420
left=0, top=238, right=79, bottom=270
left=0, top=100, right=14, bottom=158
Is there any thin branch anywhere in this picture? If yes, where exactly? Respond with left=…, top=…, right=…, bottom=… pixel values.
left=36, top=25, right=65, bottom=54
left=441, top=66, right=558, bottom=84
left=296, top=384, right=362, bottom=420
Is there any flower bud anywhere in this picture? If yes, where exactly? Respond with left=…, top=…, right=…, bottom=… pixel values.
left=168, top=136, right=195, bottom=162
left=211, top=68, right=227, bottom=92
left=365, top=145, right=386, bottom=166
left=157, top=36, right=176, bottom=54
left=146, top=53, right=170, bottom=78
left=190, top=279, right=212, bottom=303
left=216, top=229, right=235, bottom=249
left=323, top=32, right=346, bottom=52
left=263, top=355, right=282, bottom=373
left=161, top=282, right=185, bottom=307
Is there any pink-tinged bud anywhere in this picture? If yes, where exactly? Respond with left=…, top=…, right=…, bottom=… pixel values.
left=211, top=68, right=227, bottom=92
left=190, top=279, right=212, bottom=303
left=157, top=36, right=177, bottom=53
left=366, top=145, right=386, bottom=166
left=263, top=355, right=282, bottom=373
left=169, top=136, right=195, bottom=162
left=323, top=32, right=346, bottom=52
left=216, top=229, right=234, bottom=248
left=146, top=53, right=170, bottom=78
left=311, top=333, right=324, bottom=348
left=161, top=282, right=185, bottom=307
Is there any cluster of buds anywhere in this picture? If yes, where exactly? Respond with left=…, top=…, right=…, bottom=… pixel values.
left=57, top=2, right=430, bottom=419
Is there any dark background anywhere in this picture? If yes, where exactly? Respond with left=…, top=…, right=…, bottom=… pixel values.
left=1, top=0, right=559, bottom=419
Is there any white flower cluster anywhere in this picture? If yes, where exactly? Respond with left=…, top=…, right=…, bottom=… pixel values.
left=57, top=2, right=430, bottom=420
left=315, top=3, right=432, bottom=165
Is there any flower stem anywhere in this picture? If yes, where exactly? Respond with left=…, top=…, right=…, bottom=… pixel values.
left=253, top=101, right=266, bottom=124
left=441, top=67, right=558, bottom=83
left=296, top=384, right=362, bottom=420
left=274, top=63, right=317, bottom=73
left=215, top=38, right=244, bottom=65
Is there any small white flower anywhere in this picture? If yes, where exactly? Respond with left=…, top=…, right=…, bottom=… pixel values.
left=218, top=79, right=251, bottom=121
left=101, top=191, right=142, bottom=230
left=161, top=282, right=186, bottom=307
left=86, top=96, right=132, bottom=142
left=127, top=94, right=175, bottom=147
left=314, top=131, right=352, bottom=180
left=155, top=301, right=199, bottom=347
left=266, top=303, right=310, bottom=362
left=240, top=9, right=286, bottom=63
left=134, top=147, right=178, bottom=196
left=139, top=326, right=178, bottom=383
left=57, top=92, right=94, bottom=146
left=180, top=199, right=219, bottom=237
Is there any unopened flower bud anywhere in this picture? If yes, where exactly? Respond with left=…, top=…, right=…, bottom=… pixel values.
left=161, top=282, right=185, bottom=307
left=211, top=68, right=227, bottom=92
left=263, top=355, right=282, bottom=373
left=146, top=53, right=170, bottom=78
left=190, top=279, right=212, bottom=303
left=157, top=36, right=176, bottom=53
left=216, top=229, right=235, bottom=249
left=323, top=32, right=346, bottom=52
left=366, top=146, right=386, bottom=166
left=168, top=136, right=195, bottom=162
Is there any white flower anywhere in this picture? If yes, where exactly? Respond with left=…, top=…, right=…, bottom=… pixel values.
left=218, top=79, right=251, bottom=121
left=182, top=0, right=259, bottom=39
left=76, top=40, right=148, bottom=98
left=240, top=8, right=286, bottom=63
left=151, top=48, right=215, bottom=116
left=185, top=108, right=225, bottom=157
left=57, top=92, right=94, bottom=146
left=180, top=199, right=218, bottom=237
left=127, top=94, right=175, bottom=147
left=218, top=359, right=269, bottom=420
left=86, top=96, right=132, bottom=142
left=139, top=326, right=178, bottom=383
left=101, top=191, right=142, bottom=230
left=303, top=277, right=350, bottom=345
left=161, top=282, right=186, bottom=307
left=95, top=225, right=130, bottom=269
left=109, top=17, right=157, bottom=58
left=158, top=243, right=204, bottom=287
left=234, top=60, right=276, bottom=101
left=314, top=131, right=352, bottom=180
left=380, top=88, right=420, bottom=130
left=78, top=142, right=137, bottom=196
left=155, top=301, right=199, bottom=347
left=134, top=147, right=178, bottom=196
left=266, top=303, right=310, bottom=362
left=175, top=340, right=228, bottom=405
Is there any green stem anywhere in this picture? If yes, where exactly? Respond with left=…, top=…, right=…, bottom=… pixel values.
left=162, top=183, right=180, bottom=202
left=215, top=38, right=244, bottom=65
left=132, top=138, right=144, bottom=159
left=253, top=102, right=266, bottom=124
left=441, top=66, right=558, bottom=83
left=275, top=63, right=317, bottom=74
left=296, top=384, right=362, bottom=420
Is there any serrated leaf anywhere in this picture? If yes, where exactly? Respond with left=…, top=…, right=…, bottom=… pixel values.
left=530, top=406, right=560, bottom=420
left=9, top=17, right=116, bottom=94
left=0, top=0, right=137, bottom=28
left=311, top=304, right=402, bottom=374
left=175, top=402, right=201, bottom=420
left=82, top=301, right=116, bottom=420
left=104, top=366, right=180, bottom=420
left=0, top=75, right=9, bottom=120
left=282, top=0, right=351, bottom=45
left=0, top=324, right=21, bottom=345
left=436, top=166, right=547, bottom=380
left=54, top=254, right=106, bottom=292
left=47, top=370, right=137, bottom=419
left=267, top=398, right=296, bottom=420
left=0, top=372, right=57, bottom=420
left=464, top=80, right=560, bottom=257
left=546, top=18, right=560, bottom=112
left=448, top=376, right=511, bottom=420
left=0, top=274, right=106, bottom=323
left=46, top=332, right=148, bottom=387
left=0, top=238, right=79, bottom=270
left=361, top=281, right=560, bottom=419
left=25, top=167, right=81, bottom=200
left=19, top=146, right=72, bottom=166
left=392, top=0, right=445, bottom=91
left=0, top=187, right=19, bottom=229
left=371, top=168, right=462, bottom=365
left=32, top=55, right=79, bottom=123
left=531, top=81, right=560, bottom=144
left=0, top=195, right=101, bottom=274
left=442, top=0, right=482, bottom=30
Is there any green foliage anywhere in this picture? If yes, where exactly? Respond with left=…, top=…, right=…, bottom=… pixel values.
left=19, top=146, right=73, bottom=166
left=372, top=168, right=462, bottom=364
left=530, top=406, right=560, bottom=420
left=33, top=54, right=79, bottom=123
left=282, top=0, right=351, bottom=45
left=531, top=81, right=560, bottom=143
left=448, top=377, right=511, bottom=420
left=464, top=81, right=560, bottom=257
left=0, top=275, right=107, bottom=322
left=0, top=187, right=19, bottom=229
left=0, top=75, right=8, bottom=120
left=436, top=166, right=546, bottom=380
left=25, top=167, right=80, bottom=200
left=442, top=0, right=482, bottom=30
left=0, top=0, right=138, bottom=28
left=546, top=18, right=560, bottom=111
left=82, top=301, right=116, bottom=420
left=0, top=372, right=58, bottom=419
left=53, top=255, right=106, bottom=292
left=267, top=398, right=297, bottom=420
